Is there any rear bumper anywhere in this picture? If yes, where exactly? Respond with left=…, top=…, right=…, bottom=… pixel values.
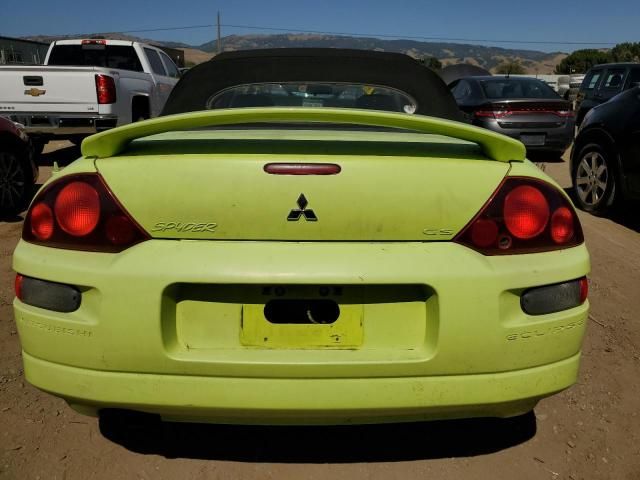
left=13, top=240, right=590, bottom=424
left=9, top=113, right=117, bottom=136
left=475, top=118, right=575, bottom=153
left=23, top=351, right=580, bottom=424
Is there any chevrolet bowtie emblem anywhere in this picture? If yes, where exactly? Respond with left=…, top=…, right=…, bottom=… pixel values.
left=24, top=88, right=46, bottom=97
left=287, top=194, right=318, bottom=222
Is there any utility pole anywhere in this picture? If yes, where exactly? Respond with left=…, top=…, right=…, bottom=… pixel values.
left=217, top=11, right=222, bottom=54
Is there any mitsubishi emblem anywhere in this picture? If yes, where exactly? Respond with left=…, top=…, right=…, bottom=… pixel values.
left=287, top=194, right=317, bottom=221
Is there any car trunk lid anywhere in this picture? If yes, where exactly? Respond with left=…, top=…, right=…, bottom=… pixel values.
left=96, top=129, right=511, bottom=241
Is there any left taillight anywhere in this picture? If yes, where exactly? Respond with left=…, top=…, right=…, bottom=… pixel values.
left=455, top=177, right=584, bottom=255
left=95, top=74, right=116, bottom=104
left=23, top=173, right=149, bottom=252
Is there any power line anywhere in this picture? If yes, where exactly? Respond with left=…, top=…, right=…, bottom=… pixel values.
left=100, top=24, right=215, bottom=34
left=46, top=22, right=619, bottom=47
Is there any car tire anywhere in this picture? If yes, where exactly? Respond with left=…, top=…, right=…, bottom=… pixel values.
left=572, top=143, right=618, bottom=215
left=0, top=147, right=33, bottom=217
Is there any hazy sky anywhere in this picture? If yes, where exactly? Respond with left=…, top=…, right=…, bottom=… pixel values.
left=1, top=0, right=638, bottom=52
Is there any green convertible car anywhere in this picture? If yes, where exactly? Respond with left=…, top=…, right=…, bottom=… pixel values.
left=13, top=49, right=590, bottom=425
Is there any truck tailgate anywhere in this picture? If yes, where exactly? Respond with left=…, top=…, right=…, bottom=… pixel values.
left=0, top=66, right=99, bottom=113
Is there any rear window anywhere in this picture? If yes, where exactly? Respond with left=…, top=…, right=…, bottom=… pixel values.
left=48, top=44, right=143, bottom=72
left=480, top=78, right=560, bottom=99
left=206, top=82, right=418, bottom=114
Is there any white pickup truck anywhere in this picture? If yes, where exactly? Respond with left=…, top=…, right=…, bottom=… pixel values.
left=0, top=39, right=180, bottom=150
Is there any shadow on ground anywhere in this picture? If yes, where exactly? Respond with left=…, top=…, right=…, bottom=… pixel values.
left=0, top=213, right=25, bottom=223
left=606, top=205, right=640, bottom=233
left=528, top=151, right=566, bottom=163
left=564, top=187, right=640, bottom=233
left=99, top=410, right=536, bottom=463
left=38, top=144, right=81, bottom=167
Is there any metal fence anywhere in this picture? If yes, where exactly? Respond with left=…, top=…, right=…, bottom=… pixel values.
left=0, top=36, right=49, bottom=65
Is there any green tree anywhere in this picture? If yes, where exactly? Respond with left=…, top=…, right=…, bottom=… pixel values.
left=554, top=49, right=612, bottom=74
left=495, top=60, right=526, bottom=75
left=417, top=56, right=442, bottom=71
left=610, top=42, right=640, bottom=62
left=425, top=57, right=443, bottom=70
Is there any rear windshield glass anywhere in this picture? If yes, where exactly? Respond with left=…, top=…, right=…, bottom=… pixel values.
left=479, top=78, right=560, bottom=99
left=48, top=45, right=143, bottom=72
left=207, top=83, right=418, bottom=114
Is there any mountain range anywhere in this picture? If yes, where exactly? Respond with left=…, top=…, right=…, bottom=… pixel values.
left=25, top=33, right=568, bottom=74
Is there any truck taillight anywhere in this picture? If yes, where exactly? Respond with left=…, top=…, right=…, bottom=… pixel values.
left=95, top=74, right=116, bottom=104
left=23, top=174, right=148, bottom=253
left=82, top=39, right=107, bottom=45
left=455, top=177, right=584, bottom=255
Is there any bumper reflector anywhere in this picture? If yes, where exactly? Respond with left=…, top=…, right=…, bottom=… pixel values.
left=521, top=278, right=588, bottom=315
left=15, top=274, right=81, bottom=313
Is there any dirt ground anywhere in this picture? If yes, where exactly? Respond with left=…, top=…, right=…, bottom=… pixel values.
left=1, top=142, right=639, bottom=479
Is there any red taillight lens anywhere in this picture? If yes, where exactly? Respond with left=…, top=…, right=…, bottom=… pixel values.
left=95, top=74, right=116, bottom=104
left=551, top=207, right=575, bottom=244
left=23, top=174, right=148, bottom=252
left=54, top=182, right=100, bottom=236
left=15, top=274, right=24, bottom=300
left=470, top=218, right=499, bottom=248
left=455, top=177, right=583, bottom=255
left=474, top=110, right=496, bottom=118
left=82, top=39, right=107, bottom=45
left=504, top=185, right=550, bottom=239
left=579, top=277, right=589, bottom=304
left=30, top=202, right=54, bottom=240
left=105, top=215, right=137, bottom=246
left=474, top=110, right=509, bottom=119
left=475, top=104, right=574, bottom=119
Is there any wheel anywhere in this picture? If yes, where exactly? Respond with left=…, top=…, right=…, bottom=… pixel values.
left=0, top=148, right=32, bottom=217
left=572, top=143, right=618, bottom=215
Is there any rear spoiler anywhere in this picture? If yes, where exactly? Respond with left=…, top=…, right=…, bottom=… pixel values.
left=81, top=107, right=526, bottom=162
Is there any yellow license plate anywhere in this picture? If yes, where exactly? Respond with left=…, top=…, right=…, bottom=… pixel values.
left=240, top=303, right=363, bottom=349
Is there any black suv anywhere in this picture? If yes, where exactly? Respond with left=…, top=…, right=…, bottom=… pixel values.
left=575, top=63, right=640, bottom=126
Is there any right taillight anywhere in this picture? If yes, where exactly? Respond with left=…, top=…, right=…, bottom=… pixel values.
left=95, top=74, right=116, bottom=104
left=23, top=173, right=148, bottom=252
left=455, top=177, right=583, bottom=255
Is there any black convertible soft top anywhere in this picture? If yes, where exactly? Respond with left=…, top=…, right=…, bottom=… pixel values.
left=161, top=48, right=463, bottom=121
